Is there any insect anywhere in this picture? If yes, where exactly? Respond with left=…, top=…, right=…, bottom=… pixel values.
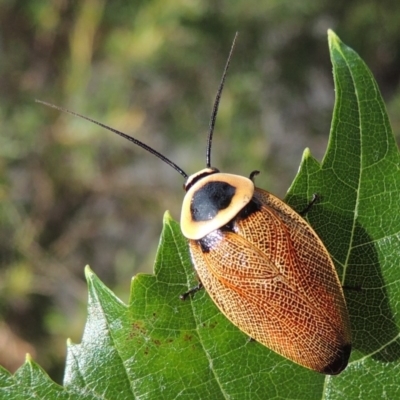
left=37, top=34, right=351, bottom=374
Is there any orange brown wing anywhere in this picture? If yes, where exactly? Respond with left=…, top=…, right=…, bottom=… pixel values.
left=188, top=188, right=351, bottom=373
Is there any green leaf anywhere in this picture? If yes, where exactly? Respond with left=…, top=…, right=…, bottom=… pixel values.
left=1, top=30, right=399, bottom=399
left=287, top=30, right=400, bottom=396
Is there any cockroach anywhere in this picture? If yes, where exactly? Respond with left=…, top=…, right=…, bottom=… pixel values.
left=37, top=33, right=351, bottom=374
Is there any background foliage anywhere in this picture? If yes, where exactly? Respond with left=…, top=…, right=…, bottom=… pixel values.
left=1, top=0, right=400, bottom=383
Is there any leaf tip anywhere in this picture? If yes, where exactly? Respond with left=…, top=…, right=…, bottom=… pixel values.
left=25, top=353, right=33, bottom=363
left=328, top=29, right=341, bottom=50
left=301, top=147, right=312, bottom=162
left=327, top=28, right=336, bottom=37
left=163, top=210, right=177, bottom=229
left=84, top=265, right=94, bottom=279
left=163, top=210, right=173, bottom=223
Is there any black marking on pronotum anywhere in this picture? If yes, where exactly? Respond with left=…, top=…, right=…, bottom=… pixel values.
left=190, top=181, right=236, bottom=221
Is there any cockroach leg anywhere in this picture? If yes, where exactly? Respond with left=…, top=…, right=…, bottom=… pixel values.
left=249, top=170, right=260, bottom=181
left=342, top=284, right=362, bottom=291
left=180, top=282, right=204, bottom=301
left=299, top=193, right=320, bottom=216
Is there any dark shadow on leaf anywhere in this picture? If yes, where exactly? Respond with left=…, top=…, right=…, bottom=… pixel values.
left=288, top=194, right=400, bottom=364
left=346, top=222, right=400, bottom=363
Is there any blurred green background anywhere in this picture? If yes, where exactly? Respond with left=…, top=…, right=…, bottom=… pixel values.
left=1, top=0, right=400, bottom=383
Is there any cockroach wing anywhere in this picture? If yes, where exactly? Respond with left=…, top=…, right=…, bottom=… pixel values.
left=189, top=188, right=351, bottom=374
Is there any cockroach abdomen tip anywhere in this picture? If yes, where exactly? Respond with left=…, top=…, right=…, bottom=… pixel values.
left=322, top=343, right=352, bottom=375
